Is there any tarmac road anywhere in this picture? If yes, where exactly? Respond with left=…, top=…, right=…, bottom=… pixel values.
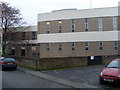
left=2, top=70, right=70, bottom=88
left=43, top=65, right=120, bottom=89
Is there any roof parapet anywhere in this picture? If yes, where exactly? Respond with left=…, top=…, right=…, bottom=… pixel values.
left=52, top=8, right=77, bottom=12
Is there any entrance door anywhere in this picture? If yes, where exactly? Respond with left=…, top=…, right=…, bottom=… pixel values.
left=87, top=56, right=102, bottom=65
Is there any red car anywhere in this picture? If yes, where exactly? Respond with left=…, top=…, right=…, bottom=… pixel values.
left=99, top=59, right=120, bottom=84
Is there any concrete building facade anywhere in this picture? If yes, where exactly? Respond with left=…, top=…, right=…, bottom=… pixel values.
left=7, top=7, right=120, bottom=68
left=37, top=7, right=120, bottom=65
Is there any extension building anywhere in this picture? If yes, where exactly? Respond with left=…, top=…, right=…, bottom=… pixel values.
left=6, top=26, right=39, bottom=58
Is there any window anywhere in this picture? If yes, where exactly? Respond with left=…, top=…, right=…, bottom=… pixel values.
left=98, top=17, right=102, bottom=31
left=113, top=16, right=117, bottom=31
left=46, top=21, right=50, bottom=33
left=21, top=44, right=24, bottom=46
left=59, top=21, right=62, bottom=24
left=114, top=41, right=118, bottom=51
left=71, top=19, right=75, bottom=32
left=47, top=21, right=50, bottom=25
left=58, top=43, right=62, bottom=51
left=32, top=53, right=40, bottom=57
left=32, top=47, right=36, bottom=51
left=37, top=53, right=40, bottom=57
left=21, top=49, right=25, bottom=56
left=22, top=32, right=25, bottom=40
left=11, top=49, right=15, bottom=55
left=99, top=42, right=103, bottom=51
left=46, top=43, right=50, bottom=51
left=32, top=32, right=36, bottom=40
left=72, top=42, right=75, bottom=51
left=32, top=53, right=36, bottom=57
left=58, top=21, right=62, bottom=33
left=85, top=42, right=89, bottom=50
left=84, top=18, right=88, bottom=31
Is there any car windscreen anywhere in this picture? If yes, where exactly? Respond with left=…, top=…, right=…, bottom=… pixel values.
left=3, top=58, right=15, bottom=62
left=107, top=60, right=120, bottom=68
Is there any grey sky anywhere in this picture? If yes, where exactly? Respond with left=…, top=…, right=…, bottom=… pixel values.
left=1, top=0, right=120, bottom=25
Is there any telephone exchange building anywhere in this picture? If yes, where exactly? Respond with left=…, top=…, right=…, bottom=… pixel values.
left=37, top=7, right=120, bottom=65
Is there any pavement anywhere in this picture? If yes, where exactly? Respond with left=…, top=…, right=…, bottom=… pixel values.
left=18, top=66, right=100, bottom=89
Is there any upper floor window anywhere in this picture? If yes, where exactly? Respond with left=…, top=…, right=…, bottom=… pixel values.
left=99, top=42, right=103, bottom=51
left=84, top=18, right=88, bottom=31
left=58, top=21, right=62, bottom=33
left=46, top=21, right=50, bottom=33
left=98, top=17, right=102, bottom=31
left=71, top=19, right=75, bottom=32
left=113, top=16, right=117, bottom=31
left=32, top=32, right=37, bottom=40
left=114, top=41, right=118, bottom=51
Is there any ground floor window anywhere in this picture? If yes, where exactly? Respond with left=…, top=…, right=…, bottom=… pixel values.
left=11, top=49, right=15, bottom=55
left=21, top=49, right=25, bottom=56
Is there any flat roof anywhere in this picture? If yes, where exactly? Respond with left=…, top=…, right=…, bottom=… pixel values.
left=38, top=7, right=118, bottom=22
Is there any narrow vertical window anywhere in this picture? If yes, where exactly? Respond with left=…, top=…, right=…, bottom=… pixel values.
left=11, top=48, right=15, bottom=55
left=72, top=42, right=75, bottom=51
left=32, top=53, right=36, bottom=57
left=99, top=42, right=103, bottom=51
left=58, top=21, right=62, bottom=33
left=46, top=43, right=50, bottom=51
left=21, top=49, right=25, bottom=56
left=113, top=16, right=117, bottom=31
left=98, top=17, right=102, bottom=31
left=58, top=43, right=62, bottom=51
left=85, top=42, right=89, bottom=50
left=22, top=32, right=25, bottom=40
left=71, top=19, right=75, bottom=32
left=46, top=21, right=50, bottom=33
left=84, top=18, right=88, bottom=31
left=32, top=32, right=36, bottom=40
left=114, top=41, right=118, bottom=51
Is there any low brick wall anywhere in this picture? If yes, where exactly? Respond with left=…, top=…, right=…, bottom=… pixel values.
left=40, top=57, right=88, bottom=70
left=14, top=57, right=87, bottom=71
left=13, top=55, right=120, bottom=71
left=103, top=55, right=120, bottom=65
left=15, top=57, right=37, bottom=70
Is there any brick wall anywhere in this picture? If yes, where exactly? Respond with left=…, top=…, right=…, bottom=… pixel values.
left=14, top=57, right=87, bottom=71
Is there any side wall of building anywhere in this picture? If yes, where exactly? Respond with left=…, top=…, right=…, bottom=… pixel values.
left=38, top=16, right=119, bottom=59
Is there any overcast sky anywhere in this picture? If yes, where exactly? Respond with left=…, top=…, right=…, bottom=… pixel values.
left=1, top=0, right=120, bottom=25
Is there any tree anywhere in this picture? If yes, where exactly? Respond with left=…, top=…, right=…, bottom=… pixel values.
left=0, top=1, right=26, bottom=55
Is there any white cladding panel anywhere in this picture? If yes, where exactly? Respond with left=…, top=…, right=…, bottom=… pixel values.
left=37, top=31, right=119, bottom=43
left=38, top=7, right=118, bottom=22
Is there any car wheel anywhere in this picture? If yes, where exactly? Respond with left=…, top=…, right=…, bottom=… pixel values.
left=99, top=80, right=104, bottom=84
left=14, top=67, right=17, bottom=70
left=2, top=68, right=5, bottom=71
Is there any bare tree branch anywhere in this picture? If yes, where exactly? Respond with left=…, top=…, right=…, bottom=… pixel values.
left=0, top=1, right=26, bottom=54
